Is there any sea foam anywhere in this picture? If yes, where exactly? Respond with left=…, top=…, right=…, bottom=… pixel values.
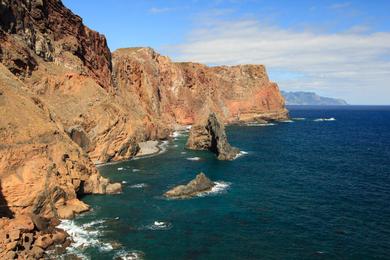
left=186, top=157, right=201, bottom=161
left=245, top=122, right=276, bottom=127
left=197, top=181, right=231, bottom=197
left=130, top=183, right=148, bottom=189
left=142, top=221, right=172, bottom=231
left=58, top=219, right=113, bottom=258
left=314, top=117, right=336, bottom=122
left=234, top=151, right=249, bottom=159
left=114, top=250, right=145, bottom=260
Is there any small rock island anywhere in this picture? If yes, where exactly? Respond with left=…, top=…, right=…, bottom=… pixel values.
left=164, top=173, right=216, bottom=199
left=187, top=113, right=240, bottom=160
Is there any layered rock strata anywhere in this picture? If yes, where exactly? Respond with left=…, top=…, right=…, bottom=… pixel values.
left=187, top=113, right=240, bottom=160
left=164, top=173, right=215, bottom=199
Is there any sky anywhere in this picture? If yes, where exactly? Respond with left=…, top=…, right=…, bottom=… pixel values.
left=62, top=0, right=390, bottom=105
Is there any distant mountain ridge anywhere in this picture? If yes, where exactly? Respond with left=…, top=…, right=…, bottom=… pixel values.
left=282, top=91, right=348, bottom=105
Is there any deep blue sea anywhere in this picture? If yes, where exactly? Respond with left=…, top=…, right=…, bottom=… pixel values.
left=59, top=106, right=390, bottom=260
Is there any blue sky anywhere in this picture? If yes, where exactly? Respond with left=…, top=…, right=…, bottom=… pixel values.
left=63, top=0, right=390, bottom=104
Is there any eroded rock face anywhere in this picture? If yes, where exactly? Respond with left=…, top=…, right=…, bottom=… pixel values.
left=187, top=113, right=240, bottom=160
left=164, top=173, right=215, bottom=199
left=0, top=214, right=70, bottom=259
left=0, top=0, right=113, bottom=90
left=0, top=64, right=120, bottom=219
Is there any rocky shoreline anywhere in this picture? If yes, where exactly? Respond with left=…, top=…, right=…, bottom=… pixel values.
left=0, top=0, right=288, bottom=258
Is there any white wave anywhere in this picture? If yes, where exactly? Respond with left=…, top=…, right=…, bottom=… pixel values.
left=314, top=117, right=336, bottom=122
left=197, top=181, right=231, bottom=197
left=173, top=144, right=179, bottom=148
left=143, top=221, right=172, bottom=231
left=234, top=151, right=249, bottom=159
left=114, top=250, right=145, bottom=260
left=132, top=169, right=140, bottom=172
left=130, top=183, right=148, bottom=189
left=81, top=219, right=106, bottom=229
left=186, top=157, right=201, bottom=161
left=280, top=119, right=294, bottom=123
left=158, top=141, right=169, bottom=154
left=117, top=167, right=124, bottom=171
left=292, top=117, right=306, bottom=121
left=245, top=122, right=276, bottom=127
left=181, top=151, right=187, bottom=154
left=58, top=219, right=113, bottom=257
left=122, top=181, right=127, bottom=184
left=170, top=131, right=182, bottom=138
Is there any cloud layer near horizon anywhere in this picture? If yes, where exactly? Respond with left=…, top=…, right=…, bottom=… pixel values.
left=166, top=19, right=390, bottom=104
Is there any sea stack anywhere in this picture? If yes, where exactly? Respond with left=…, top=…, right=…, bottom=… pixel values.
left=164, top=173, right=215, bottom=199
left=187, top=113, right=240, bottom=160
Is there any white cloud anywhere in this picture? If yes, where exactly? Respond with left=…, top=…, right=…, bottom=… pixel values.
left=164, top=18, right=390, bottom=104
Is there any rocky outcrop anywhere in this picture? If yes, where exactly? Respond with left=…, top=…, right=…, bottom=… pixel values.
left=0, top=0, right=112, bottom=90
left=164, top=173, right=215, bottom=199
left=0, top=214, right=70, bottom=259
left=187, top=113, right=240, bottom=160
left=0, top=64, right=120, bottom=220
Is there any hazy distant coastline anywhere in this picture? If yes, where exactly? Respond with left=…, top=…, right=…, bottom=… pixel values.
left=282, top=91, right=348, bottom=105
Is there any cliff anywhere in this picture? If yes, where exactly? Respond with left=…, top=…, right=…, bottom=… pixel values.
left=0, top=0, right=287, bottom=257
left=113, top=48, right=288, bottom=125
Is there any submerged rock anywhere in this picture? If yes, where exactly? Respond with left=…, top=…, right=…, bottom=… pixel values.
left=187, top=113, right=240, bottom=160
left=164, top=173, right=215, bottom=199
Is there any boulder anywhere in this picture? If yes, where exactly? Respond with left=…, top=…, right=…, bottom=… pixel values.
left=164, top=173, right=215, bottom=199
left=106, top=183, right=122, bottom=194
left=30, top=214, right=50, bottom=232
left=187, top=113, right=240, bottom=160
left=34, top=234, right=54, bottom=249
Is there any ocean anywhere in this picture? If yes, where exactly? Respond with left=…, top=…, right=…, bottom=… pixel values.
left=59, top=106, right=390, bottom=260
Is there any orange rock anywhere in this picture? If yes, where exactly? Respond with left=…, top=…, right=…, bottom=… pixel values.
left=34, top=234, right=54, bottom=249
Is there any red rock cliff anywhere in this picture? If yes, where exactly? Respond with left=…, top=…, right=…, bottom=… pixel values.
left=0, top=0, right=122, bottom=221
left=113, top=47, right=288, bottom=126
left=0, top=1, right=288, bottom=256
left=0, top=0, right=287, bottom=226
left=0, top=0, right=112, bottom=90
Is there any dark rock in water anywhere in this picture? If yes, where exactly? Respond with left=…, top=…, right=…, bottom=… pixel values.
left=187, top=113, right=240, bottom=160
left=164, top=173, right=215, bottom=199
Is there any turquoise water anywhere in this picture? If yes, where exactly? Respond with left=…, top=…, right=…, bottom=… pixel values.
left=61, top=106, right=390, bottom=259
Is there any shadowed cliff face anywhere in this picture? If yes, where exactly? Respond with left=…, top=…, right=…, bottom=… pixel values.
left=0, top=181, right=13, bottom=218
